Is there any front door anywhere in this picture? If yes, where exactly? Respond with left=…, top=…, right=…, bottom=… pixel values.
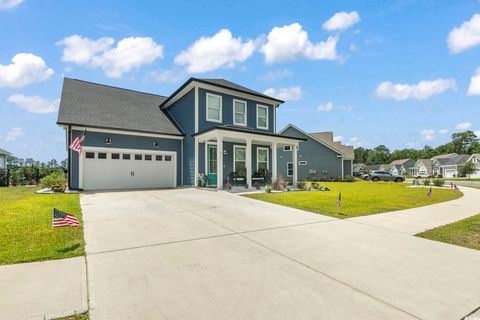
left=207, top=144, right=217, bottom=186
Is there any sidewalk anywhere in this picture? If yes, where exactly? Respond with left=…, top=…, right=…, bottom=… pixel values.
left=0, top=256, right=88, bottom=320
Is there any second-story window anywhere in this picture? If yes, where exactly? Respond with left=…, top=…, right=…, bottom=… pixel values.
left=206, top=93, right=222, bottom=123
left=256, top=105, right=269, bottom=130
left=233, top=99, right=247, bottom=126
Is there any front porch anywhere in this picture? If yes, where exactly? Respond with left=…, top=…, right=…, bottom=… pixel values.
left=193, top=126, right=304, bottom=189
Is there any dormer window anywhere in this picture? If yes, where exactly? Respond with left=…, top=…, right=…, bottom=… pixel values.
left=206, top=93, right=222, bottom=123
left=256, top=105, right=269, bottom=130
left=233, top=99, right=247, bottom=126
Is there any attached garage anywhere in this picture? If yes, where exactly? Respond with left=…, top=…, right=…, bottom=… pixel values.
left=80, top=147, right=176, bottom=190
left=444, top=168, right=457, bottom=178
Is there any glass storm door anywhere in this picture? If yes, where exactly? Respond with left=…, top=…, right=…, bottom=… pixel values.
left=207, top=144, right=217, bottom=186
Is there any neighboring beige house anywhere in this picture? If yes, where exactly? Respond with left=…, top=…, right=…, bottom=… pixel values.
left=410, top=159, right=433, bottom=178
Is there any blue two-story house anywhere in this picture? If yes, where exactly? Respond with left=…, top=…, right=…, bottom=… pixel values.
left=57, top=78, right=305, bottom=190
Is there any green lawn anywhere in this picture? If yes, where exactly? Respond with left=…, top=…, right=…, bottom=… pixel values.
left=244, top=181, right=463, bottom=219
left=54, top=312, right=89, bottom=320
left=0, top=187, right=85, bottom=265
left=416, top=214, right=480, bottom=250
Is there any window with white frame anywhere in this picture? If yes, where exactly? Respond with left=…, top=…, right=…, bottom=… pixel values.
left=206, top=93, right=222, bottom=122
left=233, top=100, right=247, bottom=126
left=287, top=162, right=293, bottom=177
left=257, top=147, right=269, bottom=170
left=234, top=146, right=246, bottom=172
left=256, top=105, right=268, bottom=129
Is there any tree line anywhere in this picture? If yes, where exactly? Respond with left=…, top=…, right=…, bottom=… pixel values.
left=6, top=155, right=67, bottom=169
left=354, top=131, right=480, bottom=165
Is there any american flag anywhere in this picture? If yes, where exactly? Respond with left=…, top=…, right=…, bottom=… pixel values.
left=69, top=131, right=86, bottom=155
left=454, top=184, right=460, bottom=192
left=336, top=192, right=342, bottom=209
left=426, top=188, right=432, bottom=198
left=52, top=208, right=80, bottom=228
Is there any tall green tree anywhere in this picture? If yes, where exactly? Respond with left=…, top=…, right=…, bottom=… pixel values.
left=451, top=131, right=479, bottom=154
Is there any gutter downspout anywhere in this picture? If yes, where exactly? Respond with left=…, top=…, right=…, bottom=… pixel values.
left=67, top=125, right=71, bottom=190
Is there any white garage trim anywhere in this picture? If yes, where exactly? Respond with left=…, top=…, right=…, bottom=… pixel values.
left=80, top=146, right=177, bottom=190
left=71, top=126, right=184, bottom=140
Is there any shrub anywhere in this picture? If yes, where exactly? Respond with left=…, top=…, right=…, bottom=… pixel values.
left=311, top=181, right=320, bottom=189
left=39, top=171, right=67, bottom=192
left=297, top=181, right=307, bottom=190
left=272, top=176, right=288, bottom=191
left=343, top=175, right=356, bottom=182
left=433, top=178, right=445, bottom=187
left=423, top=179, right=431, bottom=186
left=264, top=184, right=272, bottom=193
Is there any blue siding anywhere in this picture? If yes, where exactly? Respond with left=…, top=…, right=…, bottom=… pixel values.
left=343, top=160, right=352, bottom=176
left=198, top=88, right=274, bottom=133
left=277, top=127, right=343, bottom=180
left=69, top=130, right=182, bottom=189
left=166, top=88, right=195, bottom=185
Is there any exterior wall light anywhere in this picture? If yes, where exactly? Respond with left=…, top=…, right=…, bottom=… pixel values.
left=105, top=138, right=112, bottom=144
left=153, top=142, right=159, bottom=148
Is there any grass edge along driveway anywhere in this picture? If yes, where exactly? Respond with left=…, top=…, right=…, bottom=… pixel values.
left=416, top=213, right=480, bottom=251
left=244, top=181, right=463, bottom=219
left=0, top=187, right=85, bottom=265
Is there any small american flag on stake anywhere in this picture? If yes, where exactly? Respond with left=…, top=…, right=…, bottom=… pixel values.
left=52, top=208, right=79, bottom=228
left=426, top=188, right=432, bottom=198
left=336, top=192, right=342, bottom=209
left=454, top=184, right=460, bottom=192
left=69, top=131, right=86, bottom=155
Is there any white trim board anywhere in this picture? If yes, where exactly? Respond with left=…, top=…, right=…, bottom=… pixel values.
left=70, top=126, right=184, bottom=140
left=256, top=147, right=269, bottom=170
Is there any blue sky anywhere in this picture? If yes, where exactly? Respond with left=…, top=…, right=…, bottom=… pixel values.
left=0, top=0, right=479, bottom=161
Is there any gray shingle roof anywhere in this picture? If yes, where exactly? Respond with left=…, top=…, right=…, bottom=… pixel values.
left=197, top=78, right=284, bottom=103
left=57, top=78, right=183, bottom=136
left=442, top=154, right=471, bottom=165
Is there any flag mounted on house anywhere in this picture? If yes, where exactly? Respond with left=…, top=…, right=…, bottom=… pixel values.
left=52, top=208, right=80, bottom=228
left=69, top=130, right=86, bottom=155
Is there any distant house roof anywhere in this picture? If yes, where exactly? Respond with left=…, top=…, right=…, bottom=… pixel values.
left=368, top=164, right=381, bottom=171
left=431, top=153, right=458, bottom=160
left=309, top=131, right=354, bottom=160
left=160, top=77, right=284, bottom=108
left=390, top=159, right=411, bottom=166
left=379, top=164, right=392, bottom=171
left=441, top=154, right=472, bottom=166
left=57, top=78, right=183, bottom=136
left=353, top=163, right=367, bottom=172
left=0, top=148, right=10, bottom=155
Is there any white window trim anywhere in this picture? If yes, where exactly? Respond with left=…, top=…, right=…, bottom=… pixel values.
left=287, top=162, right=293, bottom=177
left=299, top=160, right=307, bottom=165
left=232, top=99, right=247, bottom=126
left=256, top=147, right=269, bottom=170
left=283, top=145, right=292, bottom=151
left=206, top=93, right=222, bottom=123
left=256, top=104, right=269, bottom=130
left=233, top=145, right=246, bottom=172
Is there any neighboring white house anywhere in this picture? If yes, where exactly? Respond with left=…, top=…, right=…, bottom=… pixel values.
left=410, top=159, right=433, bottom=178
left=389, top=159, right=415, bottom=176
left=0, top=148, right=10, bottom=170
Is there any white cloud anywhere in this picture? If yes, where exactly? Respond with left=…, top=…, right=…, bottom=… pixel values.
left=57, top=35, right=164, bottom=78
left=447, top=14, right=480, bottom=54
left=468, top=67, right=480, bottom=96
left=263, top=86, right=303, bottom=101
left=317, top=102, right=334, bottom=112
left=333, top=135, right=343, bottom=142
left=174, top=29, right=255, bottom=73
left=3, top=127, right=24, bottom=142
left=57, top=35, right=114, bottom=65
left=0, top=53, right=54, bottom=88
left=323, top=11, right=361, bottom=31
left=420, top=129, right=435, bottom=141
left=375, top=78, right=456, bottom=100
left=0, top=0, right=23, bottom=10
left=258, top=69, right=293, bottom=81
left=438, top=128, right=449, bottom=134
left=346, top=136, right=364, bottom=147
left=148, top=69, right=187, bottom=83
left=455, top=122, right=472, bottom=130
left=7, top=94, right=59, bottom=113
left=260, top=23, right=338, bottom=63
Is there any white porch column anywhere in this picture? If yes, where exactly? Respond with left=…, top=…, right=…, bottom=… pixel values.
left=194, top=137, right=199, bottom=186
left=246, top=138, right=252, bottom=188
left=271, top=141, right=278, bottom=181
left=217, top=136, right=223, bottom=190
left=292, top=143, right=298, bottom=187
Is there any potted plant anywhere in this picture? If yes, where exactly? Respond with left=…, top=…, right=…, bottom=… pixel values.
left=196, top=173, right=209, bottom=187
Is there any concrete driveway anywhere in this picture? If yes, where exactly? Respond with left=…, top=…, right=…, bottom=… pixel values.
left=82, top=188, right=480, bottom=320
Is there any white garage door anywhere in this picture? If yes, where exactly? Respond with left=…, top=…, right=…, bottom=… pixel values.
left=81, top=148, right=176, bottom=190
left=444, top=169, right=456, bottom=178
